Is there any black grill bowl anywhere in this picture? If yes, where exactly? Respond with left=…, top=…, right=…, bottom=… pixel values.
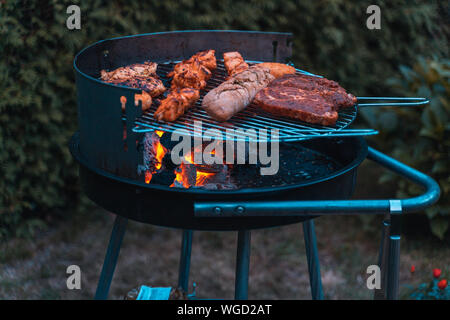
left=70, top=133, right=367, bottom=231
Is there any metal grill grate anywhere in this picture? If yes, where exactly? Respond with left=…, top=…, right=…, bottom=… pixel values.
left=132, top=61, right=363, bottom=142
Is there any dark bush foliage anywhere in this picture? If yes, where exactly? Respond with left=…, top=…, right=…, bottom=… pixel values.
left=0, top=0, right=447, bottom=239
left=363, top=57, right=449, bottom=239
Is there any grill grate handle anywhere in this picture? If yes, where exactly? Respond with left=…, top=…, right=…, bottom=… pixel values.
left=356, top=97, right=429, bottom=107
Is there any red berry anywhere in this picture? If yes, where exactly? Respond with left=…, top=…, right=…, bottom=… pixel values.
left=410, top=265, right=415, bottom=273
left=433, top=268, right=442, bottom=278
left=437, top=279, right=447, bottom=290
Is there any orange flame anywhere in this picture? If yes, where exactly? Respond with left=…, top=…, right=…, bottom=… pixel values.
left=145, top=170, right=152, bottom=184
left=154, top=141, right=167, bottom=170
left=144, top=130, right=167, bottom=184
left=196, top=171, right=215, bottom=186
left=170, top=164, right=192, bottom=188
left=170, top=147, right=218, bottom=188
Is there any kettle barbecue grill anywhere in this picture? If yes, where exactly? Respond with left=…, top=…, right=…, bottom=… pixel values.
left=71, top=30, right=440, bottom=300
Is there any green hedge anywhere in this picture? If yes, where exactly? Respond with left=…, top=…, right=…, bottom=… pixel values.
left=362, top=57, right=449, bottom=239
left=0, top=0, right=447, bottom=239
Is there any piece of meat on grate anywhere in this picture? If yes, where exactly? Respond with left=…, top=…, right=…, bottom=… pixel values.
left=154, top=88, right=200, bottom=122
left=100, top=61, right=158, bottom=81
left=154, top=50, right=217, bottom=122
left=168, top=58, right=212, bottom=90
left=100, top=61, right=166, bottom=100
left=223, top=51, right=249, bottom=77
left=168, top=49, right=217, bottom=80
left=110, top=78, right=166, bottom=99
left=255, top=62, right=296, bottom=79
left=253, top=74, right=357, bottom=126
left=202, top=65, right=275, bottom=122
left=203, top=53, right=298, bottom=122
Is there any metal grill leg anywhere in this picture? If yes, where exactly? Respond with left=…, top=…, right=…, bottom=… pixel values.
left=387, top=236, right=400, bottom=299
left=374, top=214, right=390, bottom=300
left=178, top=230, right=193, bottom=292
left=95, top=215, right=128, bottom=300
left=386, top=209, right=401, bottom=300
left=303, top=220, right=324, bottom=300
left=235, top=230, right=251, bottom=300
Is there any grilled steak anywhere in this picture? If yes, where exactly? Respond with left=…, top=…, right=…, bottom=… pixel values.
left=253, top=74, right=357, bottom=125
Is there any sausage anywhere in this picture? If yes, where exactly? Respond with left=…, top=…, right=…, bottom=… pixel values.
left=201, top=65, right=274, bottom=122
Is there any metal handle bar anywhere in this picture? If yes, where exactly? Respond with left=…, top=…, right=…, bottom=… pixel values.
left=288, top=129, right=379, bottom=138
left=193, top=147, right=440, bottom=217
left=356, top=97, right=429, bottom=107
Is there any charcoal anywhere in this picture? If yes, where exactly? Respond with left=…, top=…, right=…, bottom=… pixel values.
left=161, top=152, right=177, bottom=171
left=159, top=131, right=183, bottom=150
left=150, top=169, right=176, bottom=185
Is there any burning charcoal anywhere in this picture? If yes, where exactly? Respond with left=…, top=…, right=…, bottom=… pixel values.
left=150, top=169, right=176, bottom=185
left=143, top=132, right=159, bottom=172
left=143, top=131, right=168, bottom=173
left=159, top=131, right=181, bottom=150
left=194, top=163, right=224, bottom=174
left=171, top=164, right=197, bottom=188
left=161, top=152, right=177, bottom=171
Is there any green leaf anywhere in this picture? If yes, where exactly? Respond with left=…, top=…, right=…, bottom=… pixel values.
left=430, top=216, right=449, bottom=240
left=432, top=160, right=448, bottom=174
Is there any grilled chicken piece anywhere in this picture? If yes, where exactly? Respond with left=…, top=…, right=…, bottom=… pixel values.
left=154, top=50, right=217, bottom=122
left=100, top=61, right=166, bottom=99
left=168, top=49, right=217, bottom=78
left=107, top=77, right=166, bottom=98
left=193, top=49, right=217, bottom=71
left=154, top=88, right=200, bottom=122
left=223, top=51, right=249, bottom=77
left=100, top=61, right=158, bottom=82
left=169, top=58, right=212, bottom=90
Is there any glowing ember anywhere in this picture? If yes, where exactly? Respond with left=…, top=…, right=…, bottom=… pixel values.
left=145, top=170, right=152, bottom=184
left=170, top=148, right=220, bottom=188
left=184, top=151, right=195, bottom=165
left=196, top=171, right=215, bottom=185
left=143, top=130, right=168, bottom=184
left=154, top=140, right=167, bottom=170
left=170, top=164, right=192, bottom=188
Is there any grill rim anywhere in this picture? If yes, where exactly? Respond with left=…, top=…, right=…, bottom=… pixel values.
left=73, top=30, right=292, bottom=86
